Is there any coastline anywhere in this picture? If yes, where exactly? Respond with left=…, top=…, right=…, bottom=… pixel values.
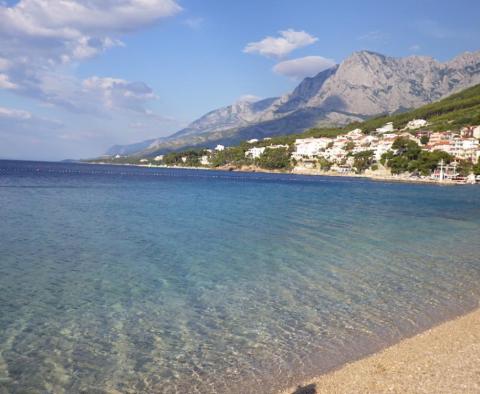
left=85, top=161, right=473, bottom=186
left=281, top=307, right=480, bottom=394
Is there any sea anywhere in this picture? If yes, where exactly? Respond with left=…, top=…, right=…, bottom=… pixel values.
left=0, top=160, right=479, bottom=393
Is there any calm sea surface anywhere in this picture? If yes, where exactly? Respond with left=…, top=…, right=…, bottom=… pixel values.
left=1, top=160, right=480, bottom=393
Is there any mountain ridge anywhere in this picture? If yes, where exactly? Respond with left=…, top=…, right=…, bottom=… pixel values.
left=107, top=49, right=480, bottom=157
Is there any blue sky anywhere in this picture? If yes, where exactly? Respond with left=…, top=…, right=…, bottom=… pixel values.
left=0, top=0, right=479, bottom=160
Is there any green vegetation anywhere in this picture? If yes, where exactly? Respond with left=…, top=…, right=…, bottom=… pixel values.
left=256, top=147, right=291, bottom=170
left=457, top=160, right=474, bottom=177
left=92, top=84, right=480, bottom=178
left=317, top=157, right=333, bottom=171
left=353, top=150, right=375, bottom=173
left=209, top=145, right=250, bottom=167
left=163, top=149, right=207, bottom=166
left=381, top=137, right=454, bottom=175
left=240, top=127, right=349, bottom=149
left=87, top=156, right=153, bottom=165
left=345, top=141, right=355, bottom=151
left=420, top=135, right=430, bottom=145
left=352, top=83, right=480, bottom=134
left=233, top=84, right=480, bottom=150
left=473, top=162, right=480, bottom=175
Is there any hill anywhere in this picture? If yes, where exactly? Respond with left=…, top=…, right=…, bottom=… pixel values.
left=107, top=50, right=480, bottom=158
left=219, top=83, right=480, bottom=148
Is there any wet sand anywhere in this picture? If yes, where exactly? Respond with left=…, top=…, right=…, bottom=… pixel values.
left=282, top=308, right=480, bottom=394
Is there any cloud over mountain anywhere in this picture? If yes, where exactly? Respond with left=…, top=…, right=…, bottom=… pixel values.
left=273, top=56, right=336, bottom=79
left=243, top=29, right=318, bottom=58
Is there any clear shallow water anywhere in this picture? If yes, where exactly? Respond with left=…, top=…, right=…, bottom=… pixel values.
left=0, top=160, right=479, bottom=394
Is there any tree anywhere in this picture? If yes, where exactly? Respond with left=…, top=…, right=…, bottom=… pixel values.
left=353, top=150, right=374, bottom=173
left=345, top=141, right=355, bottom=151
left=210, top=146, right=249, bottom=167
left=392, top=137, right=422, bottom=160
left=256, top=148, right=291, bottom=170
left=381, top=137, right=456, bottom=176
left=456, top=160, right=473, bottom=177
left=473, top=162, right=480, bottom=175
left=317, top=157, right=332, bottom=170
left=420, top=135, right=430, bottom=145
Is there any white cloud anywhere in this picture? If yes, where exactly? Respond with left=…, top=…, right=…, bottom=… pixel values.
left=82, top=76, right=156, bottom=113
left=0, top=0, right=182, bottom=37
left=273, top=56, right=336, bottom=80
left=0, top=0, right=181, bottom=114
left=237, top=94, right=262, bottom=103
left=0, top=105, right=62, bottom=130
left=0, top=106, right=32, bottom=120
left=0, top=73, right=17, bottom=89
left=243, top=29, right=318, bottom=58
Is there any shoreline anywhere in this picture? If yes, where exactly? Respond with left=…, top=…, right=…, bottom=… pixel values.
left=85, top=161, right=475, bottom=186
left=281, top=307, right=480, bottom=394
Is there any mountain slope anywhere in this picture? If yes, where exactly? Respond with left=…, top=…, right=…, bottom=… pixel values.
left=107, top=49, right=480, bottom=157
left=105, top=138, right=158, bottom=156
left=273, top=82, right=480, bottom=145
left=303, top=51, right=480, bottom=114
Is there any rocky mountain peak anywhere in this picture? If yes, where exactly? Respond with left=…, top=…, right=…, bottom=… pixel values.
left=106, top=49, right=480, bottom=157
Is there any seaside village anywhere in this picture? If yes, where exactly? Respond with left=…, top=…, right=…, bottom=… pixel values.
left=132, top=119, right=480, bottom=184
left=287, top=120, right=480, bottom=183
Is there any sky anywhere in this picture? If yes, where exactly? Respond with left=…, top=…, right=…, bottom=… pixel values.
left=0, top=0, right=479, bottom=160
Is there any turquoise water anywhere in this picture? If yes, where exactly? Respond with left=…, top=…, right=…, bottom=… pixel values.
left=0, top=160, right=480, bottom=393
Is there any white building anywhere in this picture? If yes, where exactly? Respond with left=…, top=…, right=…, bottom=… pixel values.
left=293, top=138, right=331, bottom=159
left=474, top=126, right=480, bottom=139
left=154, top=155, right=164, bottom=161
left=200, top=155, right=210, bottom=165
left=352, top=146, right=373, bottom=155
left=376, top=122, right=394, bottom=134
left=429, top=132, right=454, bottom=144
left=359, top=135, right=378, bottom=146
left=247, top=139, right=259, bottom=144
left=215, top=144, right=225, bottom=151
left=460, top=138, right=479, bottom=150
left=405, top=119, right=428, bottom=130
left=429, top=141, right=455, bottom=155
left=374, top=138, right=395, bottom=161
left=139, top=159, right=149, bottom=163
left=450, top=138, right=479, bottom=161
left=346, top=128, right=363, bottom=139
left=245, top=147, right=265, bottom=159
left=324, top=146, right=348, bottom=163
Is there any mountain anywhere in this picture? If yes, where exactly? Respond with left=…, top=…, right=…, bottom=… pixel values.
left=107, top=50, right=480, bottom=157
left=105, top=138, right=158, bottom=156
left=171, top=97, right=279, bottom=139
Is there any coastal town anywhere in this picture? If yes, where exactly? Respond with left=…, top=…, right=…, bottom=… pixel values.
left=110, top=119, right=480, bottom=184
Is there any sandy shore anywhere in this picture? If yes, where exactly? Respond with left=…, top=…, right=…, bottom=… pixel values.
left=282, top=308, right=480, bottom=394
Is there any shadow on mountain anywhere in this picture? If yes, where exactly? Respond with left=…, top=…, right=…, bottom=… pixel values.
left=321, top=95, right=347, bottom=112
left=292, top=383, right=317, bottom=394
